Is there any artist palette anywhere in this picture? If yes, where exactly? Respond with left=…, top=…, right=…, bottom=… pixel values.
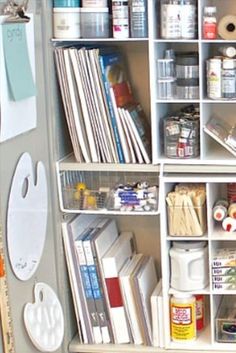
left=24, top=282, right=64, bottom=352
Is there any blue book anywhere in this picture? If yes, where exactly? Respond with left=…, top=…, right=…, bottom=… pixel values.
left=99, top=51, right=133, bottom=164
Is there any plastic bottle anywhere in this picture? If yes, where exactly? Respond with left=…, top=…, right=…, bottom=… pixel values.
left=130, top=0, right=148, bottom=38
left=222, top=217, right=236, bottom=232
left=195, top=295, right=205, bottom=331
left=228, top=203, right=236, bottom=219
left=170, top=293, right=196, bottom=342
left=218, top=46, right=236, bottom=58
left=203, top=6, right=217, bottom=39
left=212, top=199, right=229, bottom=221
left=112, top=0, right=129, bottom=38
left=222, top=58, right=236, bottom=99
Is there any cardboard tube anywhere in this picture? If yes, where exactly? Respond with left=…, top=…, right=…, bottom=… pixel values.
left=218, top=15, right=236, bottom=40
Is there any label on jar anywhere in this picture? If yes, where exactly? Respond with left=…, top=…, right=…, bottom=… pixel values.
left=161, top=4, right=181, bottom=39
left=181, top=4, right=196, bottom=39
left=203, top=22, right=217, bottom=39
left=170, top=301, right=196, bottom=341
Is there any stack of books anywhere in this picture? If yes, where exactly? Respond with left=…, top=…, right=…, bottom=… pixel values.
left=62, top=214, right=163, bottom=346
left=54, top=47, right=151, bottom=164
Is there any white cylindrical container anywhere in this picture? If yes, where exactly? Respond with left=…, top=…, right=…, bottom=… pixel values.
left=170, top=293, right=196, bottom=342
left=169, top=241, right=209, bottom=291
left=53, top=7, right=80, bottom=38
left=112, top=0, right=129, bottom=39
left=82, top=0, right=107, bottom=7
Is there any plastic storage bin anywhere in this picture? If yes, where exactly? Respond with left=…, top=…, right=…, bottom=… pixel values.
left=80, top=7, right=109, bottom=38
left=216, top=296, right=236, bottom=342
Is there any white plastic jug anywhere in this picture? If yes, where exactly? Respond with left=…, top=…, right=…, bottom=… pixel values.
left=169, top=241, right=209, bottom=291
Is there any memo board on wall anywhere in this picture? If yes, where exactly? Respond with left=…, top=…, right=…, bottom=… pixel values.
left=0, top=13, right=37, bottom=142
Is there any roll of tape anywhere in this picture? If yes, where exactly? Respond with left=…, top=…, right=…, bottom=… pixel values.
left=218, top=15, right=236, bottom=40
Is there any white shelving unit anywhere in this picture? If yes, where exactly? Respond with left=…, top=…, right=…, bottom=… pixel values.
left=160, top=174, right=236, bottom=350
left=49, top=0, right=236, bottom=352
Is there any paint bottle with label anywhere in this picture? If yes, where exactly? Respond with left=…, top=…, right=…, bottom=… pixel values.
left=112, top=0, right=129, bottom=38
left=170, top=293, right=196, bottom=342
left=130, top=0, right=148, bottom=38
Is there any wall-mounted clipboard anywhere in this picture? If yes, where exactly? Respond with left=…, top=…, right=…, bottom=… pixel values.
left=0, top=13, right=37, bottom=142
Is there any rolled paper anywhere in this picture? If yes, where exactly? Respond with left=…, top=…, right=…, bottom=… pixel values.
left=218, top=15, right=236, bottom=40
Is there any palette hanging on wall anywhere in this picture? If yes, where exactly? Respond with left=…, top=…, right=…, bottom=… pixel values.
left=7, top=152, right=48, bottom=281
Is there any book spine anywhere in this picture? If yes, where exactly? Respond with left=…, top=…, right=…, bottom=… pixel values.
left=83, top=238, right=112, bottom=343
left=104, top=276, right=130, bottom=344
left=75, top=239, right=102, bottom=344
left=99, top=55, right=125, bottom=163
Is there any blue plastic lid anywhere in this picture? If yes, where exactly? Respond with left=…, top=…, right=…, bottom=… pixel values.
left=53, top=0, right=80, bottom=7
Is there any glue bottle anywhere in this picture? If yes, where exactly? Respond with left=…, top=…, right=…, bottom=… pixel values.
left=222, top=217, right=236, bottom=232
left=170, top=293, right=196, bottom=342
left=212, top=199, right=229, bottom=221
left=228, top=203, right=236, bottom=219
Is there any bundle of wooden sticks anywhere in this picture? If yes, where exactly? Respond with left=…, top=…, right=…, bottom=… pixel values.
left=166, top=183, right=206, bottom=236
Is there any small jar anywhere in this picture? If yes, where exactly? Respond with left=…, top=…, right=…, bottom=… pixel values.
left=203, top=6, right=217, bottom=39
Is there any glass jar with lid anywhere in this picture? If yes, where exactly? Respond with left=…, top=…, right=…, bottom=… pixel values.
left=160, top=0, right=197, bottom=39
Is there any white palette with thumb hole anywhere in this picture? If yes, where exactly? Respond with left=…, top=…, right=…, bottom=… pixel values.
left=24, top=282, right=64, bottom=352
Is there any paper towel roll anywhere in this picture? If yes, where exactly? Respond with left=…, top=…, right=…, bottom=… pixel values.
left=218, top=15, right=236, bottom=40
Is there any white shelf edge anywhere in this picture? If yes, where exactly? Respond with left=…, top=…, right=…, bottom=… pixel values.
left=61, top=209, right=159, bottom=216
left=153, top=39, right=199, bottom=43
left=203, top=99, right=236, bottom=104
left=155, top=99, right=200, bottom=104
left=166, top=236, right=208, bottom=241
left=57, top=155, right=160, bottom=172
left=51, top=38, right=149, bottom=43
